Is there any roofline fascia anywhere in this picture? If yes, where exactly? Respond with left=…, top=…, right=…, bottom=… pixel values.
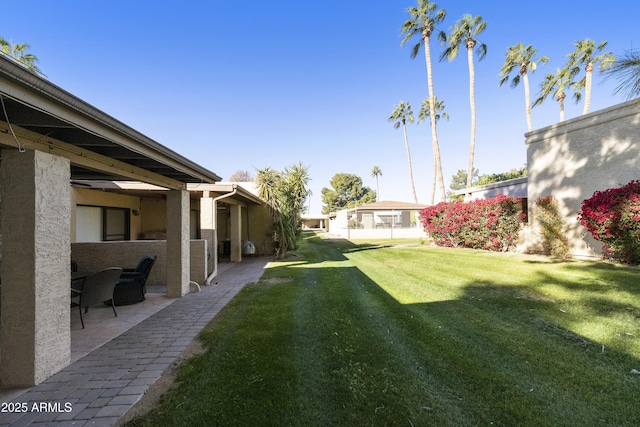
left=0, top=56, right=221, bottom=183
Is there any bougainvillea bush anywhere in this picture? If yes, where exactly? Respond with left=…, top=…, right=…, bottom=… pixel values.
left=420, top=194, right=523, bottom=251
left=578, top=180, right=640, bottom=264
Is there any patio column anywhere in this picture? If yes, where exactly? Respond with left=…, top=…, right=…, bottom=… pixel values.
left=0, top=149, right=70, bottom=386
left=166, top=188, right=189, bottom=297
left=200, top=193, right=215, bottom=276
left=229, top=204, right=242, bottom=262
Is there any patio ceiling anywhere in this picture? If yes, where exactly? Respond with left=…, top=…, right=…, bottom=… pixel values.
left=0, top=56, right=221, bottom=189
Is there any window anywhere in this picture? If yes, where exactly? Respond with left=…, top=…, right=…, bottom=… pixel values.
left=76, top=206, right=130, bottom=242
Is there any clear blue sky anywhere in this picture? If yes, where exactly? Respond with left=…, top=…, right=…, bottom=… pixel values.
left=3, top=1, right=637, bottom=214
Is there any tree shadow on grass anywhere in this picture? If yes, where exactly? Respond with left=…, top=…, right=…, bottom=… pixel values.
left=255, top=235, right=640, bottom=426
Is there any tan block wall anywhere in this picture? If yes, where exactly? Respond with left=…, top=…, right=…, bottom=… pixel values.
left=526, top=99, right=640, bottom=258
left=71, top=240, right=208, bottom=286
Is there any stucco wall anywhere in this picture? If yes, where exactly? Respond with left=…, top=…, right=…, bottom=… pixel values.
left=246, top=204, right=273, bottom=255
left=71, top=239, right=208, bottom=286
left=1, top=150, right=71, bottom=385
left=526, top=99, right=640, bottom=258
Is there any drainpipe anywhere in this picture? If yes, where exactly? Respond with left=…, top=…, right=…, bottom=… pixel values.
left=205, top=185, right=238, bottom=285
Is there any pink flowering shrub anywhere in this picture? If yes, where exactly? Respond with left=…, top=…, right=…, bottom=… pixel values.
left=578, top=180, right=640, bottom=264
left=420, top=194, right=524, bottom=251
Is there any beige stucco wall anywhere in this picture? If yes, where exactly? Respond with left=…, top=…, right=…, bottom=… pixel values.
left=140, top=197, right=167, bottom=238
left=1, top=150, right=71, bottom=386
left=526, top=99, right=640, bottom=258
left=247, top=204, right=275, bottom=255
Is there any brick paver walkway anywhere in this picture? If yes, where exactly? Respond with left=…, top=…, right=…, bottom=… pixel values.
left=0, top=257, right=269, bottom=426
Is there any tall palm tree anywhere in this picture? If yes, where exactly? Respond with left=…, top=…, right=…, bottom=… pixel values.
left=499, top=43, right=549, bottom=132
left=439, top=14, right=487, bottom=189
left=0, top=37, right=44, bottom=75
left=604, top=49, right=640, bottom=100
left=401, top=0, right=447, bottom=202
left=418, top=96, right=449, bottom=205
left=371, top=166, right=383, bottom=202
left=567, top=39, right=616, bottom=114
left=389, top=101, right=418, bottom=203
left=533, top=67, right=573, bottom=122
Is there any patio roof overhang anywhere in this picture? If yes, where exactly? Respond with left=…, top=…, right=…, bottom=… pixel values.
left=0, top=56, right=221, bottom=189
left=69, top=180, right=264, bottom=206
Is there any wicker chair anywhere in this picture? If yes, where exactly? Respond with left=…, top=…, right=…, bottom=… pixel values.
left=112, top=254, right=157, bottom=306
left=71, top=267, right=123, bottom=329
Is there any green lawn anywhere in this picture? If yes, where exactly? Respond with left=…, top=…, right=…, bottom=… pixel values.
left=129, top=232, right=640, bottom=426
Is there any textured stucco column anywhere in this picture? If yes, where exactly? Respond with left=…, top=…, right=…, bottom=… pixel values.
left=229, top=204, right=242, bottom=262
left=0, top=149, right=71, bottom=386
left=166, top=189, right=190, bottom=297
left=200, top=194, right=215, bottom=276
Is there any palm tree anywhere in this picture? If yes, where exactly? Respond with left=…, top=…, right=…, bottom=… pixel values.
left=371, top=166, right=383, bottom=202
left=533, top=67, right=573, bottom=122
left=604, top=49, right=640, bottom=100
left=0, top=37, right=44, bottom=75
left=255, top=167, right=285, bottom=258
left=255, top=164, right=311, bottom=258
left=401, top=0, right=447, bottom=202
left=439, top=14, right=487, bottom=189
left=282, top=163, right=311, bottom=250
left=567, top=39, right=616, bottom=114
left=499, top=43, right=549, bottom=132
left=418, top=96, right=449, bottom=205
left=389, top=101, right=418, bottom=203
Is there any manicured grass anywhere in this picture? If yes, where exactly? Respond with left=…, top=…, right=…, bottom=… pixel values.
left=129, top=232, right=640, bottom=426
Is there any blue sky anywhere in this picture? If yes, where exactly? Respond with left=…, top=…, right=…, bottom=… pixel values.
left=3, top=1, right=637, bottom=214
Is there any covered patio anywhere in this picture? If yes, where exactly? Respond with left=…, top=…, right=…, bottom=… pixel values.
left=0, top=55, right=222, bottom=387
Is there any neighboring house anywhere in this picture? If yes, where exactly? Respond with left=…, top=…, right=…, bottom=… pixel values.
left=526, top=98, right=640, bottom=259
left=0, top=55, right=269, bottom=387
left=302, top=215, right=329, bottom=231
left=454, top=177, right=528, bottom=202
left=329, top=200, right=428, bottom=239
left=454, top=177, right=529, bottom=222
left=449, top=99, right=640, bottom=259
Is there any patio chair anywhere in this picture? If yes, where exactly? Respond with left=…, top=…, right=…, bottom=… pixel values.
left=71, top=267, right=123, bottom=329
left=112, top=254, right=157, bottom=306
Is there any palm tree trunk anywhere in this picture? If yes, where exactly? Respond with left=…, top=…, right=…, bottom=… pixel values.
left=423, top=31, right=446, bottom=202
left=431, top=164, right=436, bottom=205
left=375, top=176, right=380, bottom=201
left=466, top=46, right=476, bottom=189
left=558, top=92, right=566, bottom=122
left=523, top=70, right=533, bottom=132
left=277, top=219, right=287, bottom=259
left=583, top=63, right=594, bottom=114
left=402, top=123, right=419, bottom=203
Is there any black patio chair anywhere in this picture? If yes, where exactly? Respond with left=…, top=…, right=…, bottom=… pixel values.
left=112, top=254, right=157, bottom=306
left=71, top=267, right=123, bottom=329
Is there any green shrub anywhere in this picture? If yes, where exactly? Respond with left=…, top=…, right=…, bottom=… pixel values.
left=534, top=196, right=572, bottom=259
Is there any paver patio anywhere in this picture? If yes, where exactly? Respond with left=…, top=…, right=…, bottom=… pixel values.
left=0, top=257, right=270, bottom=426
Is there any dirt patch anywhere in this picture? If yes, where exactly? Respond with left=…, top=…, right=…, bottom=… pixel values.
left=261, top=277, right=295, bottom=285
left=114, top=339, right=206, bottom=426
